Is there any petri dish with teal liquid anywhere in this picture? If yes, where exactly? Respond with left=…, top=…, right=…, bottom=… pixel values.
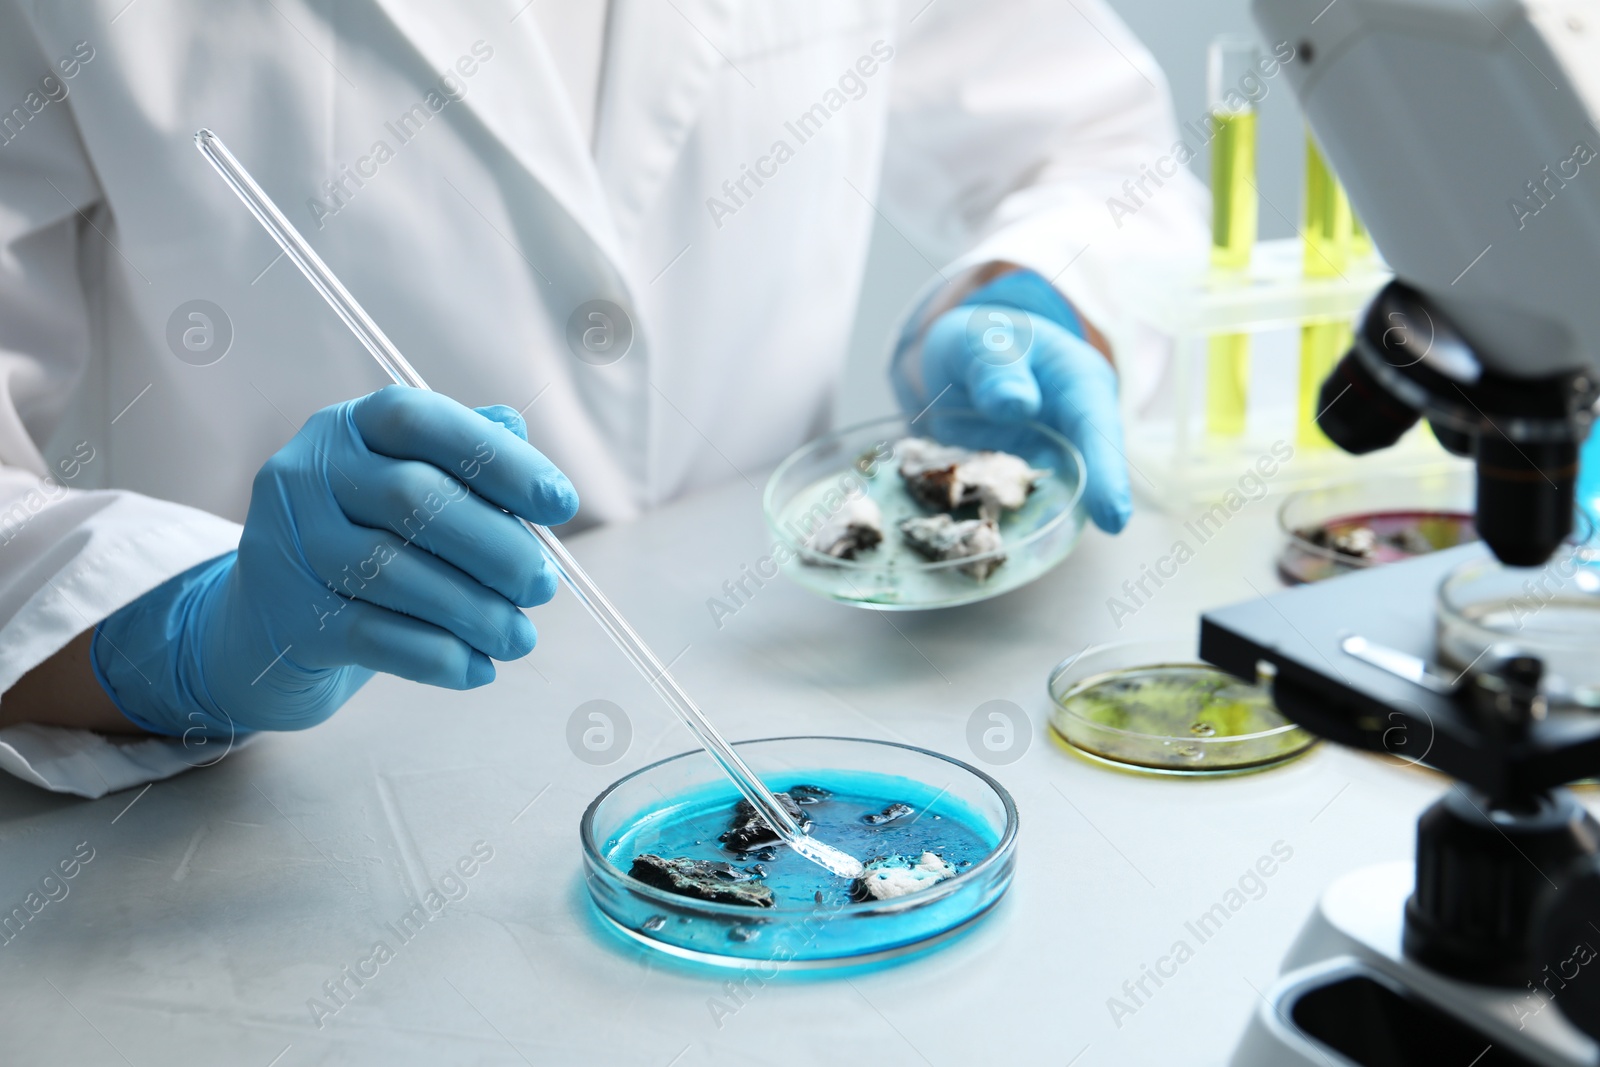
left=763, top=411, right=1088, bottom=610
left=581, top=737, right=1017, bottom=969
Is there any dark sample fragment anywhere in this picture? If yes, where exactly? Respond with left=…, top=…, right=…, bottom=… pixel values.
left=805, top=497, right=885, bottom=561
left=787, top=783, right=833, bottom=805
left=629, top=854, right=775, bottom=908
left=1385, top=527, right=1436, bottom=555
left=1304, top=524, right=1377, bottom=560
left=900, top=514, right=1005, bottom=579
left=896, top=437, right=1047, bottom=518
left=863, top=802, right=915, bottom=825
left=719, top=792, right=811, bottom=853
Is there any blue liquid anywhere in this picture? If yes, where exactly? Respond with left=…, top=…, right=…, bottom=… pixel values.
left=604, top=770, right=997, bottom=908
left=1581, top=428, right=1600, bottom=546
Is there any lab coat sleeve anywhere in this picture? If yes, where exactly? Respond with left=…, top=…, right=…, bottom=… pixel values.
left=0, top=11, right=243, bottom=797
left=880, top=0, right=1210, bottom=398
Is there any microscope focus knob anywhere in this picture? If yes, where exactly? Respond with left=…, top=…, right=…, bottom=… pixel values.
left=1533, top=862, right=1600, bottom=1042
left=1405, top=788, right=1600, bottom=985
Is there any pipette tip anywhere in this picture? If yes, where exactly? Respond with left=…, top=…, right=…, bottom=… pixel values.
left=791, top=837, right=866, bottom=880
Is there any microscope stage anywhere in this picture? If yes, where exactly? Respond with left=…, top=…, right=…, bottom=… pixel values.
left=1200, top=544, right=1600, bottom=796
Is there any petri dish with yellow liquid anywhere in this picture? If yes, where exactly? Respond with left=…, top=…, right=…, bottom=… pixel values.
left=1049, top=637, right=1315, bottom=775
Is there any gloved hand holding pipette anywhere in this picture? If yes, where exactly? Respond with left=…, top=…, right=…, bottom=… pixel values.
left=90, top=388, right=579, bottom=738
left=895, top=268, right=1133, bottom=535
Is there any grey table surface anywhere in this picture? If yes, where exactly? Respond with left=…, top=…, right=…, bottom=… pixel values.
left=0, top=467, right=1509, bottom=1066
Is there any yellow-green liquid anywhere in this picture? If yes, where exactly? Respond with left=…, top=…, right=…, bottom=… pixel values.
left=1351, top=211, right=1373, bottom=262
left=1298, top=319, right=1353, bottom=449
left=1053, top=665, right=1312, bottom=772
left=1211, top=111, right=1258, bottom=270
left=1207, top=110, right=1257, bottom=438
left=1300, top=133, right=1354, bottom=448
left=1207, top=334, right=1251, bottom=437
left=1302, top=133, right=1351, bottom=277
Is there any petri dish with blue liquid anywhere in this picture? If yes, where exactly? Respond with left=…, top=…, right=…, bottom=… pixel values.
left=581, top=737, right=1018, bottom=969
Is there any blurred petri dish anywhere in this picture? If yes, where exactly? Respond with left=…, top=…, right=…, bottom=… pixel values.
left=1436, top=545, right=1600, bottom=709
left=762, top=410, right=1087, bottom=610
left=1277, top=471, right=1476, bottom=584
left=581, top=736, right=1017, bottom=969
left=1048, top=637, right=1315, bottom=776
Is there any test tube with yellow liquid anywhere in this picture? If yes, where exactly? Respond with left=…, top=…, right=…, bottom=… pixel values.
left=1205, top=38, right=1259, bottom=438
left=1299, top=132, right=1354, bottom=448
left=1350, top=210, right=1373, bottom=262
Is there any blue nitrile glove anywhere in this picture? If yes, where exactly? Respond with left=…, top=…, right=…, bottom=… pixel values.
left=91, top=386, right=578, bottom=738
left=894, top=269, right=1132, bottom=533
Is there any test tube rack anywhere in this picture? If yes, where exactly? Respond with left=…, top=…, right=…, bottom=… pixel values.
left=1106, top=238, right=1466, bottom=514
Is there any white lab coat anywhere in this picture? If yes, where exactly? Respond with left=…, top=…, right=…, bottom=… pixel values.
left=0, top=0, right=1206, bottom=794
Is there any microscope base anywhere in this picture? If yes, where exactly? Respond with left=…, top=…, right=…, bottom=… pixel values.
left=1229, top=863, right=1598, bottom=1067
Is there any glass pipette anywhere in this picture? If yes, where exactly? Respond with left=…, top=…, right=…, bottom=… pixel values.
left=194, top=129, right=864, bottom=880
